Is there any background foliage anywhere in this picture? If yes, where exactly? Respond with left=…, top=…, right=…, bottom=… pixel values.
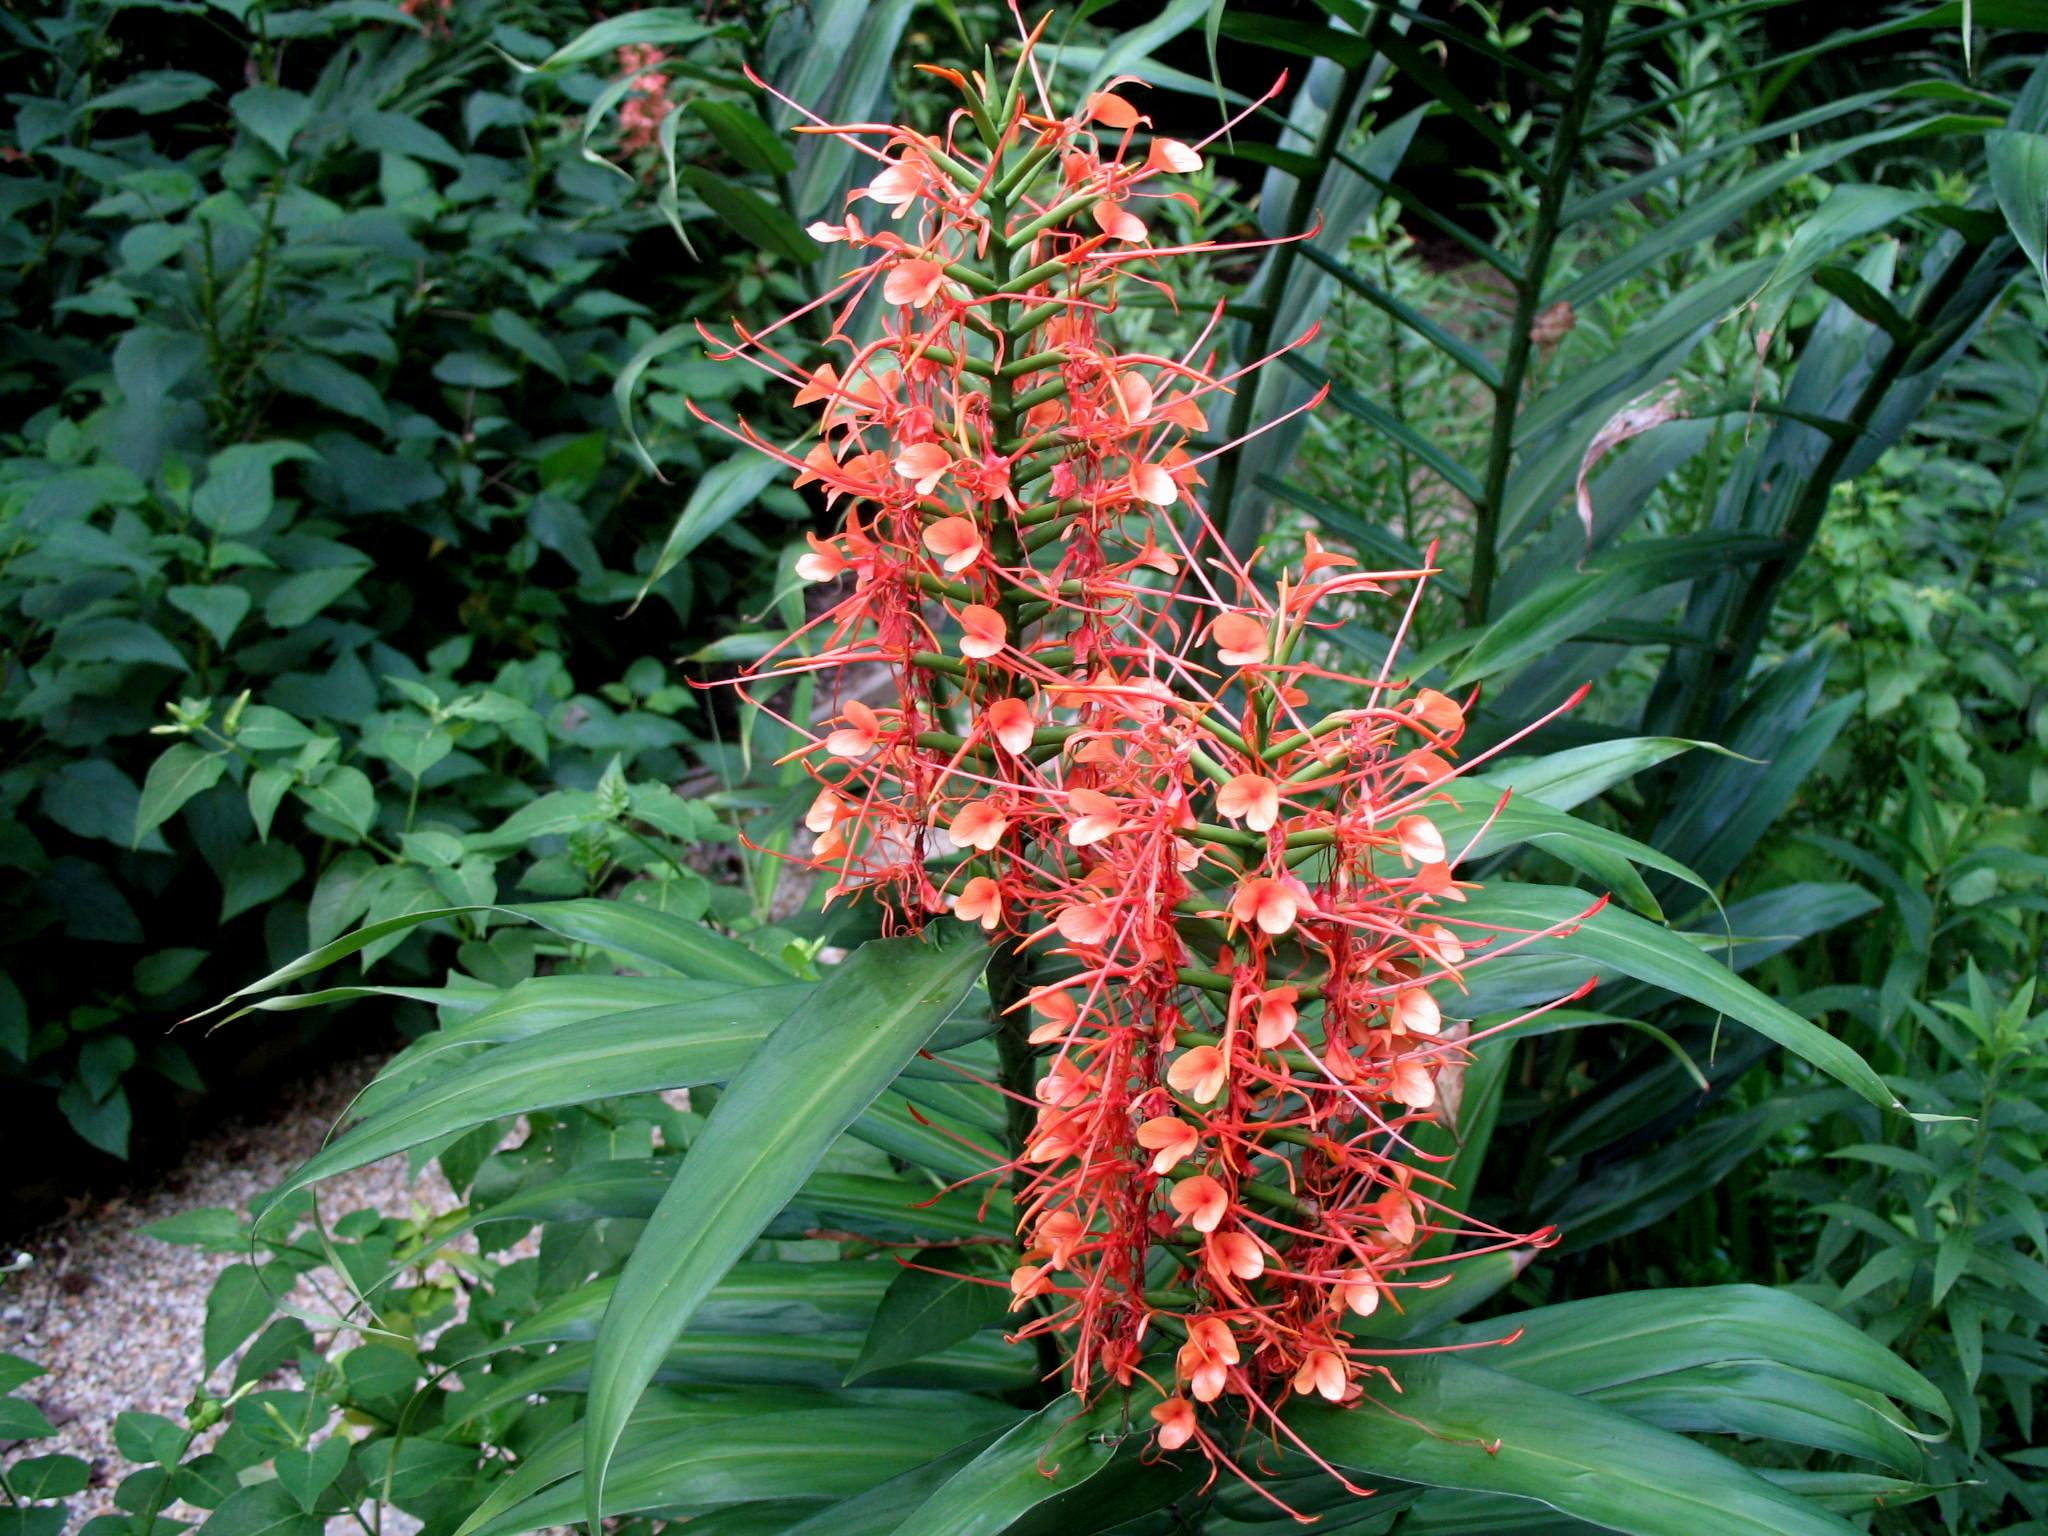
left=2, top=1, right=2045, bottom=1534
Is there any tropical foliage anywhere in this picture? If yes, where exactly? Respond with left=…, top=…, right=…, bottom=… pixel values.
left=4, top=1, right=2047, bottom=1534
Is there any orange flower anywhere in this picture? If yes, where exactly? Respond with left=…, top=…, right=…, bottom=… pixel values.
left=1054, top=900, right=1112, bottom=946
left=1292, top=1350, right=1347, bottom=1403
left=1170, top=1174, right=1229, bottom=1233
left=922, top=515, right=982, bottom=572
left=1210, top=611, right=1269, bottom=666
left=958, top=604, right=1006, bottom=659
left=895, top=440, right=952, bottom=494
left=955, top=876, right=1002, bottom=930
left=1134, top=1114, right=1199, bottom=1173
left=1066, top=787, right=1123, bottom=846
left=1086, top=90, right=1142, bottom=129
left=1229, top=876, right=1305, bottom=936
left=1216, top=772, right=1280, bottom=832
left=1392, top=987, right=1441, bottom=1037
left=1253, top=985, right=1298, bottom=1049
left=1205, top=1231, right=1264, bottom=1285
left=1146, top=137, right=1202, bottom=174
left=1151, top=1396, right=1197, bottom=1451
left=948, top=799, right=1009, bottom=852
left=1128, top=460, right=1177, bottom=505
left=986, top=696, right=1035, bottom=754
left=882, top=256, right=947, bottom=307
left=1168, top=1044, right=1228, bottom=1104
left=1395, top=813, right=1446, bottom=865
left=823, top=699, right=881, bottom=759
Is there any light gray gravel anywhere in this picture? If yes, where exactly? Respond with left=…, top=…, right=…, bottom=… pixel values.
left=0, top=1051, right=456, bottom=1523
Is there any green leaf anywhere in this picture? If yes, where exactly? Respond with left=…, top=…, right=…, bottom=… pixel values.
left=192, top=442, right=317, bottom=535
left=889, top=1394, right=1140, bottom=1536
left=1442, top=885, right=1897, bottom=1110
left=142, top=1207, right=246, bottom=1252
left=1989, top=128, right=2048, bottom=293
left=56, top=1079, right=130, bottom=1157
left=688, top=99, right=797, bottom=174
left=679, top=167, right=822, bottom=263
left=220, top=841, right=306, bottom=922
left=487, top=308, right=568, bottom=382
left=349, top=108, right=464, bottom=170
left=845, top=1251, right=1008, bottom=1384
left=293, top=765, right=376, bottom=841
left=231, top=86, right=313, bottom=157
left=1472, top=737, right=1729, bottom=812
left=1459, top=1285, right=1948, bottom=1425
left=582, top=932, right=990, bottom=1532
left=261, top=351, right=389, bottom=431
left=166, top=584, right=253, bottom=647
left=203, top=1266, right=277, bottom=1373
left=1447, top=535, right=1780, bottom=685
left=528, top=11, right=734, bottom=71
left=4, top=1455, right=89, bottom=1500
left=135, top=744, right=228, bottom=847
left=114, top=1410, right=189, bottom=1466
left=197, top=1480, right=323, bottom=1536
left=632, top=451, right=783, bottom=610
left=1293, top=1354, right=1862, bottom=1536
left=0, top=1355, right=45, bottom=1393
left=272, top=1438, right=349, bottom=1512
left=257, top=998, right=788, bottom=1213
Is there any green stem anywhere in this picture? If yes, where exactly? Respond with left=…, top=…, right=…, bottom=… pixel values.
left=1466, top=0, right=1615, bottom=627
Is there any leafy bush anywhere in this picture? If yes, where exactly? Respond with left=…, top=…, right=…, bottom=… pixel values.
left=0, top=0, right=858, bottom=1156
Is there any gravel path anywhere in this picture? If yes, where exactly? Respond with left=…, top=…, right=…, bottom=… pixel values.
left=0, top=1051, right=455, bottom=1523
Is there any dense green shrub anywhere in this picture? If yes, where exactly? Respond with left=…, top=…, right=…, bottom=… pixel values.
left=0, top=0, right=838, bottom=1157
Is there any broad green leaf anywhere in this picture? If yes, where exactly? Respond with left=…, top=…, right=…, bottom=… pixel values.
left=253, top=1001, right=776, bottom=1214
left=890, top=1394, right=1138, bottom=1536
left=134, top=743, right=227, bottom=846
left=844, top=1251, right=1009, bottom=1384
left=1472, top=737, right=1731, bottom=812
left=483, top=1399, right=1012, bottom=1536
left=1444, top=535, right=1779, bottom=684
left=583, top=931, right=990, bottom=1534
left=1440, top=885, right=1897, bottom=1110
left=1989, top=128, right=2048, bottom=292
left=230, top=86, right=312, bottom=157
left=528, top=11, right=734, bottom=71
left=689, top=99, right=796, bottom=174
left=679, top=167, right=823, bottom=264
left=203, top=1266, right=277, bottom=1373
left=1293, top=1354, right=1861, bottom=1536
left=196, top=898, right=789, bottom=1023
left=632, top=452, right=783, bottom=610
left=1460, top=1285, right=1947, bottom=1425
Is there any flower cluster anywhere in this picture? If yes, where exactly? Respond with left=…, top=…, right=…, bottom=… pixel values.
left=616, top=44, right=676, bottom=157
left=702, top=21, right=1595, bottom=1507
